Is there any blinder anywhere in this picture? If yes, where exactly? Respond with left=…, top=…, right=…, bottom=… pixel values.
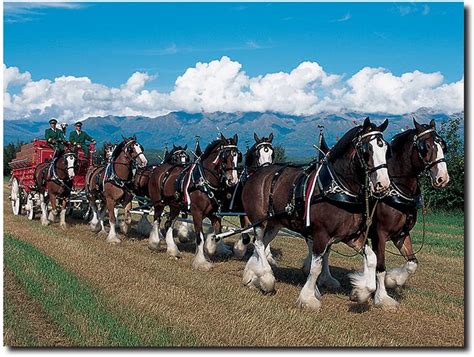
left=413, top=128, right=448, bottom=172
left=353, top=130, right=388, bottom=174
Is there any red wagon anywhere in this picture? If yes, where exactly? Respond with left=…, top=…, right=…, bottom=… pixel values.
left=9, top=139, right=95, bottom=220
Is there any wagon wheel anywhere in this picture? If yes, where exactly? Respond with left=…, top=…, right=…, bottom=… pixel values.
left=25, top=193, right=35, bottom=220
left=10, top=178, right=23, bottom=216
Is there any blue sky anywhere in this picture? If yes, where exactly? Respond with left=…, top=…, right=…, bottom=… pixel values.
left=3, top=2, right=464, bottom=121
left=4, top=2, right=464, bottom=91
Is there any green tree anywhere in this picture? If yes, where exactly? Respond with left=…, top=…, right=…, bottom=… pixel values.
left=4, top=141, right=24, bottom=177
left=273, top=144, right=287, bottom=163
left=421, top=115, right=464, bottom=211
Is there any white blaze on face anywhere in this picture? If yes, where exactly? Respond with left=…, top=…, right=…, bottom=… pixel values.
left=258, top=146, right=273, bottom=166
left=66, top=155, right=75, bottom=178
left=181, top=153, right=186, bottom=164
left=369, top=136, right=390, bottom=192
left=134, top=143, right=147, bottom=167
left=430, top=142, right=449, bottom=188
left=231, top=151, right=239, bottom=185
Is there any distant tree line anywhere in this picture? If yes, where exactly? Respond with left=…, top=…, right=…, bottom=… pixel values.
left=4, top=141, right=24, bottom=176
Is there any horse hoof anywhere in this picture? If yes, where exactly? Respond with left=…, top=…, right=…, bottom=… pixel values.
left=60, top=224, right=68, bottom=231
left=350, top=288, right=372, bottom=304
left=296, top=297, right=321, bottom=312
left=192, top=259, right=213, bottom=272
left=106, top=237, right=121, bottom=244
left=41, top=219, right=50, bottom=226
left=167, top=250, right=182, bottom=259
left=374, top=295, right=400, bottom=311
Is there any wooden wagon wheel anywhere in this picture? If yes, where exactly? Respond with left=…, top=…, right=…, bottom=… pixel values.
left=10, top=178, right=23, bottom=216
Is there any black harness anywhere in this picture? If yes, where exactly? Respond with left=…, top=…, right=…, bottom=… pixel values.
left=46, top=151, right=76, bottom=191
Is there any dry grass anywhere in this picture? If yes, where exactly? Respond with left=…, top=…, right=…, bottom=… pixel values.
left=3, top=185, right=464, bottom=347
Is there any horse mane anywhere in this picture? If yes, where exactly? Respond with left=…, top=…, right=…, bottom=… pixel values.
left=328, top=126, right=361, bottom=160
left=202, top=139, right=225, bottom=159
left=390, top=129, right=415, bottom=152
left=244, top=143, right=257, bottom=166
left=111, top=139, right=129, bottom=160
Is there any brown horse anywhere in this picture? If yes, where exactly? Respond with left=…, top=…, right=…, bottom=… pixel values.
left=147, top=134, right=241, bottom=269
left=240, top=118, right=391, bottom=311
left=85, top=136, right=148, bottom=243
left=133, top=144, right=191, bottom=236
left=34, top=146, right=78, bottom=229
left=366, top=118, right=449, bottom=309
left=232, top=132, right=275, bottom=259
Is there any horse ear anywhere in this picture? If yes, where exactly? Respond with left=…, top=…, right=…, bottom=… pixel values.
left=413, top=117, right=423, bottom=132
left=173, top=144, right=177, bottom=149
left=429, top=119, right=436, bottom=129
left=133, top=134, right=137, bottom=140
left=184, top=144, right=188, bottom=150
left=254, top=132, right=260, bottom=143
left=233, top=134, right=238, bottom=144
left=378, top=119, right=389, bottom=132
left=363, top=117, right=371, bottom=130
left=121, top=134, right=126, bottom=140
left=220, top=133, right=226, bottom=141
left=269, top=132, right=274, bottom=143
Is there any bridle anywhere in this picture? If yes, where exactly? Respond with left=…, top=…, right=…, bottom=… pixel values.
left=121, top=140, right=146, bottom=165
left=254, top=141, right=274, bottom=167
left=413, top=128, right=447, bottom=172
left=205, top=144, right=241, bottom=187
left=170, top=149, right=190, bottom=164
left=353, top=130, right=389, bottom=175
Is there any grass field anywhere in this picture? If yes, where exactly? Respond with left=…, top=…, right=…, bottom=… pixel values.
left=3, top=183, right=464, bottom=347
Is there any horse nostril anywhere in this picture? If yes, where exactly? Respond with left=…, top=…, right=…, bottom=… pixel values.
left=437, top=177, right=444, bottom=184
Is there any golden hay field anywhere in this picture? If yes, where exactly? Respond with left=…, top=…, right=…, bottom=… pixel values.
left=3, top=183, right=464, bottom=347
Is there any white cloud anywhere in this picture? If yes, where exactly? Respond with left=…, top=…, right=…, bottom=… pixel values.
left=3, top=58, right=464, bottom=122
left=4, top=2, right=86, bottom=23
left=332, top=13, right=352, bottom=22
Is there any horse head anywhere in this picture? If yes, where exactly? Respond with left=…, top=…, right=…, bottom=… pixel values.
left=121, top=136, right=148, bottom=168
left=204, top=133, right=241, bottom=187
left=61, top=144, right=78, bottom=179
left=250, top=132, right=274, bottom=167
left=168, top=144, right=190, bottom=165
left=353, top=117, right=391, bottom=194
left=413, top=118, right=449, bottom=188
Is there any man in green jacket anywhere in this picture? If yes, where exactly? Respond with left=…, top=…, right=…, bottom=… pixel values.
left=45, top=118, right=66, bottom=150
left=69, top=122, right=96, bottom=159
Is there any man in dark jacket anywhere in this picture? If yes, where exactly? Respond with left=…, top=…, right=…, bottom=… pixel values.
left=69, top=122, right=96, bottom=159
left=45, top=118, right=66, bottom=150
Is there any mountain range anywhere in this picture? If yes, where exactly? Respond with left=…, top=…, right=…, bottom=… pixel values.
left=4, top=109, right=463, bottom=158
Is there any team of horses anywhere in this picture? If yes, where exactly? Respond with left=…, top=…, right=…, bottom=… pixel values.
left=33, top=117, right=449, bottom=311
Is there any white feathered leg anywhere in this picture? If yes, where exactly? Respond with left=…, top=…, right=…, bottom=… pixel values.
left=40, top=194, right=49, bottom=226
left=385, top=260, right=418, bottom=288
left=165, top=227, right=181, bottom=259
left=297, top=254, right=323, bottom=312
left=374, top=271, right=400, bottom=310
left=148, top=220, right=163, bottom=251
left=349, top=245, right=377, bottom=303
left=192, top=232, right=213, bottom=271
